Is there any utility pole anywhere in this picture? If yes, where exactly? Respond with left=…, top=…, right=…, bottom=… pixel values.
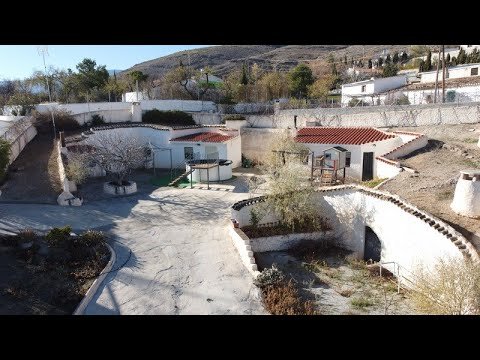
left=433, top=46, right=441, bottom=103
left=136, top=79, right=139, bottom=101
left=442, top=45, right=446, bottom=103
left=37, top=46, right=56, bottom=139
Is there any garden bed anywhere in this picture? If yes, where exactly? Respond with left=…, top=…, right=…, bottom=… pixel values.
left=242, top=217, right=331, bottom=238
left=0, top=228, right=110, bottom=315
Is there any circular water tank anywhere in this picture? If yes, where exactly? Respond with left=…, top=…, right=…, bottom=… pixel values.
left=450, top=169, right=480, bottom=218
left=186, top=159, right=233, bottom=183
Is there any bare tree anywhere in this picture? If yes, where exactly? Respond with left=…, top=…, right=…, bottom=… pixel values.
left=411, top=256, right=480, bottom=315
left=87, top=132, right=146, bottom=185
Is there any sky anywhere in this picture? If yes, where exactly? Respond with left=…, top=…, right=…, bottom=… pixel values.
left=0, top=45, right=212, bottom=79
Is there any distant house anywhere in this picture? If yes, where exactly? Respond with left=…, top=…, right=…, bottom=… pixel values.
left=419, top=63, right=480, bottom=83
left=341, top=76, right=407, bottom=107
left=294, top=127, right=404, bottom=180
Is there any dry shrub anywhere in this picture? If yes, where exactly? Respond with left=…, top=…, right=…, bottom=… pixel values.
left=262, top=280, right=318, bottom=315
left=411, top=256, right=480, bottom=315
left=32, top=109, right=81, bottom=134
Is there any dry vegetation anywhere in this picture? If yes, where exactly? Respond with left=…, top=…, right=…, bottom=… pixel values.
left=380, top=124, right=480, bottom=249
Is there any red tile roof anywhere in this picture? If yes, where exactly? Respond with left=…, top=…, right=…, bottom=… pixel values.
left=295, top=127, right=395, bottom=145
left=170, top=132, right=235, bottom=143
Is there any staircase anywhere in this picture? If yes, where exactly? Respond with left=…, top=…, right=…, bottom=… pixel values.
left=168, top=169, right=194, bottom=187
left=319, top=169, right=336, bottom=186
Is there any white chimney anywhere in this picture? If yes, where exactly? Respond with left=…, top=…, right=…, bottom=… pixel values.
left=451, top=170, right=480, bottom=218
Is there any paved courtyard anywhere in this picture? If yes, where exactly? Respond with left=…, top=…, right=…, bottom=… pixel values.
left=0, top=183, right=265, bottom=315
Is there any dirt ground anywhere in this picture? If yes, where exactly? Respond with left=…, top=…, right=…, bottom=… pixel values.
left=0, top=134, right=62, bottom=204
left=255, top=246, right=419, bottom=315
left=0, top=235, right=109, bottom=315
left=380, top=124, right=480, bottom=250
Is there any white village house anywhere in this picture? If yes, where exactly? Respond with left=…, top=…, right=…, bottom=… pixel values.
left=294, top=127, right=427, bottom=181
left=341, top=76, right=407, bottom=107
left=419, top=62, right=480, bottom=83
left=80, top=123, right=241, bottom=170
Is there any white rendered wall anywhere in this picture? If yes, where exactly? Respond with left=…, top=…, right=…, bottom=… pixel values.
left=231, top=187, right=471, bottom=279
left=187, top=162, right=232, bottom=182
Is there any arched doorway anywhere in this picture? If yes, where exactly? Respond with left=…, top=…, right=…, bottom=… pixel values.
left=364, top=226, right=381, bottom=262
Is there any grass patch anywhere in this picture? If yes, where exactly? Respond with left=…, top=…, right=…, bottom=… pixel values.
left=350, top=296, right=374, bottom=309
left=463, top=159, right=480, bottom=168
left=362, top=178, right=387, bottom=188
left=464, top=138, right=478, bottom=143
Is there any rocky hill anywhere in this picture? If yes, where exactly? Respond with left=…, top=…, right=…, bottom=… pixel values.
left=122, top=45, right=417, bottom=79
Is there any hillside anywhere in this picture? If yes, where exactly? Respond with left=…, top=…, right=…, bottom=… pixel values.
left=123, top=45, right=418, bottom=79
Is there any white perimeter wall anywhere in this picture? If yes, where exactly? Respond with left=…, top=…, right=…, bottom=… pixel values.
left=7, top=123, right=37, bottom=164
left=231, top=187, right=474, bottom=280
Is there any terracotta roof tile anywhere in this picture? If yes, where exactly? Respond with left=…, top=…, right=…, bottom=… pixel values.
left=170, top=132, right=235, bottom=143
left=295, top=127, right=395, bottom=145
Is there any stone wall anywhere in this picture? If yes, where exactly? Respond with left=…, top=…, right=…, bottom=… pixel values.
left=245, top=102, right=480, bottom=129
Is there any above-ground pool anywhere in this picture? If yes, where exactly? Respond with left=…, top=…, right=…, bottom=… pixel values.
left=186, top=159, right=233, bottom=182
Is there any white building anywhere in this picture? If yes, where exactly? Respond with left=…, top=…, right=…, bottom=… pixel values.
left=81, top=124, right=241, bottom=169
left=122, top=91, right=149, bottom=102
left=294, top=127, right=405, bottom=180
left=419, top=63, right=480, bottom=83
left=341, top=76, right=407, bottom=107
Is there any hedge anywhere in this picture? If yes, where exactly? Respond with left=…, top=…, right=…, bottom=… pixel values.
left=142, top=110, right=195, bottom=126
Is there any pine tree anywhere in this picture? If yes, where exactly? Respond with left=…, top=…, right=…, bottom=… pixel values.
left=457, top=48, right=467, bottom=64
left=368, top=59, right=373, bottom=69
left=240, top=64, right=249, bottom=85
left=385, top=54, right=392, bottom=64
left=378, top=58, right=384, bottom=67
left=401, top=52, right=408, bottom=63
left=392, top=53, right=399, bottom=64
left=446, top=53, right=451, bottom=65
left=425, top=50, right=432, bottom=71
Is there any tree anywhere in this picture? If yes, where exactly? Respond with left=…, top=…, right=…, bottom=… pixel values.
left=344, top=54, right=348, bottom=65
left=288, top=64, right=314, bottom=99
left=383, top=63, right=398, bottom=77
left=467, top=48, right=480, bottom=63
left=392, top=53, right=399, bottom=64
left=419, top=59, right=426, bottom=72
left=411, top=256, right=480, bottom=315
left=0, top=138, right=11, bottom=183
left=0, top=80, right=15, bottom=110
left=240, top=64, right=249, bottom=86
left=308, top=75, right=336, bottom=101
left=451, top=56, right=458, bottom=66
left=260, top=132, right=320, bottom=232
left=368, top=59, right=373, bottom=69
left=385, top=54, right=392, bottom=64
left=75, top=58, right=109, bottom=101
left=457, top=48, right=467, bottom=64
left=65, top=152, right=89, bottom=195
left=104, top=74, right=128, bottom=102
left=425, top=50, right=432, bottom=71
left=446, top=53, right=451, bottom=65
left=258, top=71, right=289, bottom=101
left=401, top=52, right=408, bottom=63
left=87, top=132, right=146, bottom=185
left=378, top=57, right=384, bottom=67
left=163, top=62, right=197, bottom=99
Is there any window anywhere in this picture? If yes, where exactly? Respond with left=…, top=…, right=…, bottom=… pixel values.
left=471, top=67, right=478, bottom=76
left=325, top=153, right=332, bottom=160
left=361, top=85, right=366, bottom=92
left=345, top=152, right=351, bottom=167
left=184, top=147, right=193, bottom=160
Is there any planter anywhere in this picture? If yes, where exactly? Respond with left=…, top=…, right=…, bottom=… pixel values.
left=103, top=181, right=137, bottom=195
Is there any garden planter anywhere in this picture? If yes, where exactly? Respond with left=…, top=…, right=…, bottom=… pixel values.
left=103, top=181, right=137, bottom=195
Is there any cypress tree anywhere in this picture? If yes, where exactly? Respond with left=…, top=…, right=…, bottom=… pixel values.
left=425, top=50, right=432, bottom=71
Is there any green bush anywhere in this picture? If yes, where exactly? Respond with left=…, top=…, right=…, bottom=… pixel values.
left=45, top=226, right=72, bottom=247
left=0, top=138, right=11, bottom=184
left=89, top=114, right=105, bottom=127
left=223, top=114, right=246, bottom=121
left=142, top=109, right=195, bottom=126
left=254, top=265, right=285, bottom=289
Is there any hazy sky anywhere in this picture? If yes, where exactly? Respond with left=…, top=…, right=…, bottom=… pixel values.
left=0, top=45, right=212, bottom=79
